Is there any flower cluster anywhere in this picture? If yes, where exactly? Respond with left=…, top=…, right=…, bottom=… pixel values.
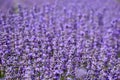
left=0, top=0, right=120, bottom=80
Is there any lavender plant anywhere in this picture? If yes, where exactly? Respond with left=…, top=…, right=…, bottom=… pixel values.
left=0, top=0, right=120, bottom=80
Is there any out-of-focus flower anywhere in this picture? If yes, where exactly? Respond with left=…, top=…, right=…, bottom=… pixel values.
left=75, top=67, right=87, bottom=79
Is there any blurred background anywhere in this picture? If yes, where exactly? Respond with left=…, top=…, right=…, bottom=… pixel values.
left=0, top=0, right=120, bottom=13
left=0, top=0, right=56, bottom=12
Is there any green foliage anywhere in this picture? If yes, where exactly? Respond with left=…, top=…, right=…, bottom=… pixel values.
left=37, top=72, right=41, bottom=76
left=117, top=50, right=120, bottom=58
left=10, top=5, right=19, bottom=14
left=60, top=75, right=65, bottom=80
left=0, top=70, right=5, bottom=78
left=67, top=75, right=74, bottom=79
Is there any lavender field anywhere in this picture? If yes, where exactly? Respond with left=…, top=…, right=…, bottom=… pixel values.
left=0, top=0, right=120, bottom=80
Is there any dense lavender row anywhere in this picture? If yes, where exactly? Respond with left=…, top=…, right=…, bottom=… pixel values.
left=0, top=1, right=120, bottom=80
